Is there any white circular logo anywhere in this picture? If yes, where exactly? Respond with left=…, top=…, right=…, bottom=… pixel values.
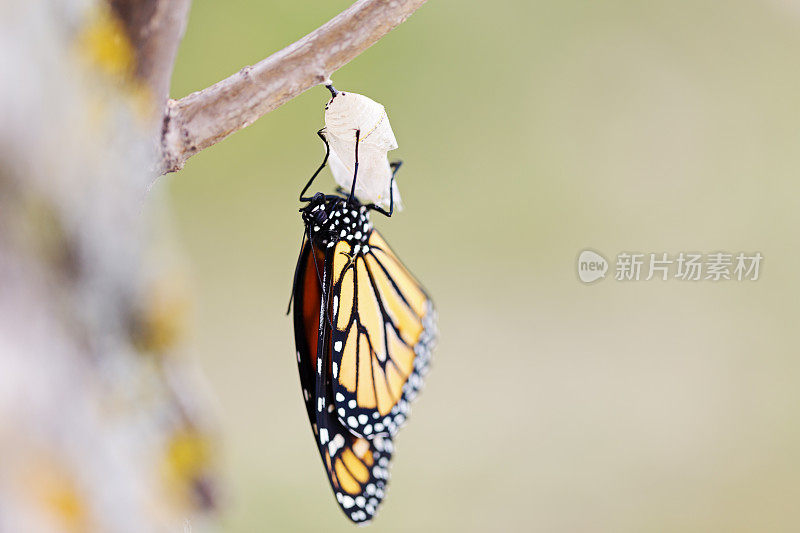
left=577, top=250, right=608, bottom=283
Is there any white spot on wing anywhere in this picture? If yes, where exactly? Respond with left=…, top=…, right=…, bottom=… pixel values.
left=328, top=433, right=345, bottom=456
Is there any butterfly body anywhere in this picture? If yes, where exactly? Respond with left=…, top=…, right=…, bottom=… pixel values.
left=301, top=192, right=373, bottom=250
left=292, top=191, right=436, bottom=523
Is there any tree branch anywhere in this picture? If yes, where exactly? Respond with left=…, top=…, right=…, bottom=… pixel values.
left=158, top=0, right=427, bottom=175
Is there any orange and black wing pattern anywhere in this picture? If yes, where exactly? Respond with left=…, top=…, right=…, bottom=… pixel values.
left=329, top=230, right=435, bottom=438
left=292, top=198, right=436, bottom=524
left=293, top=238, right=393, bottom=523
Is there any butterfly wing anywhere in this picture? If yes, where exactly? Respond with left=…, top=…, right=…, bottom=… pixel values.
left=292, top=238, right=394, bottom=523
left=329, top=229, right=437, bottom=438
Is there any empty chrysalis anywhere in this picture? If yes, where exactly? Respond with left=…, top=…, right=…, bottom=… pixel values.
left=323, top=84, right=402, bottom=210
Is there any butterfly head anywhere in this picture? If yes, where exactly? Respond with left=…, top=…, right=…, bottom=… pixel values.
left=301, top=193, right=372, bottom=249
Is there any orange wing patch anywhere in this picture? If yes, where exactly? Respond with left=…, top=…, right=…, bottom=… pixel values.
left=329, top=229, right=436, bottom=438
left=292, top=237, right=396, bottom=524
left=293, top=197, right=438, bottom=525
left=321, top=430, right=393, bottom=523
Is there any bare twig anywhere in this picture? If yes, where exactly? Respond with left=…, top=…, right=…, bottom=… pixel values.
left=110, top=0, right=192, bottom=113
left=158, top=0, right=428, bottom=175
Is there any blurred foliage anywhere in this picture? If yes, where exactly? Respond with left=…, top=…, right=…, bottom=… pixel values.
left=166, top=1, right=800, bottom=531
left=78, top=4, right=135, bottom=79
left=0, top=2, right=216, bottom=530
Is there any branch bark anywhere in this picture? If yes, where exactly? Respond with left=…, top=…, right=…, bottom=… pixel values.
left=158, top=0, right=428, bottom=175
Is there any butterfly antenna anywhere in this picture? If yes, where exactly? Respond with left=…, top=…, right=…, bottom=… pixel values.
left=348, top=129, right=360, bottom=204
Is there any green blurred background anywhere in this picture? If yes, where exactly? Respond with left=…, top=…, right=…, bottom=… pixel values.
left=162, top=1, right=800, bottom=530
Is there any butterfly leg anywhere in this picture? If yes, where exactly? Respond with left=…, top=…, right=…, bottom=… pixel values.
left=299, top=128, right=331, bottom=201
left=369, top=160, right=402, bottom=217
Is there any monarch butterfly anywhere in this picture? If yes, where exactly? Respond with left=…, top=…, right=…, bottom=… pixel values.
left=289, top=87, right=437, bottom=524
